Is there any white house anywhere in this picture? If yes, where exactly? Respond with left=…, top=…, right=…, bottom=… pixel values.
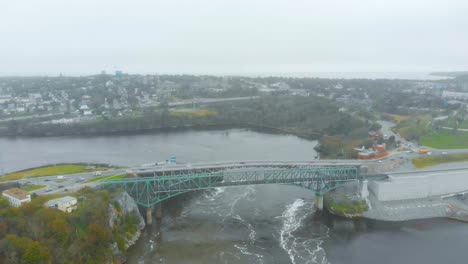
left=46, top=196, right=78, bottom=213
left=2, top=188, right=31, bottom=207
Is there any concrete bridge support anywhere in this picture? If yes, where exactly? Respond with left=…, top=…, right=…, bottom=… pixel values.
left=155, top=203, right=162, bottom=219
left=360, top=180, right=369, bottom=199
left=314, top=194, right=324, bottom=210
left=146, top=207, right=153, bottom=225
left=359, top=180, right=372, bottom=209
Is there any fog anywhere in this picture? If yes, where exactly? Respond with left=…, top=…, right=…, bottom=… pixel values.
left=1, top=0, right=467, bottom=76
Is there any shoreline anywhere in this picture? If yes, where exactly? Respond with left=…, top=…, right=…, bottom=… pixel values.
left=0, top=123, right=321, bottom=140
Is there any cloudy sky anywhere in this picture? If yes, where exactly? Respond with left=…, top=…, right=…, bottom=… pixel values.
left=1, top=0, right=467, bottom=76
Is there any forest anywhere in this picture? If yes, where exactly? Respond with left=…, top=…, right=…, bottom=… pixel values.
left=0, top=188, right=141, bottom=264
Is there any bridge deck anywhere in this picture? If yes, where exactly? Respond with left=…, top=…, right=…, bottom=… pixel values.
left=103, top=164, right=387, bottom=207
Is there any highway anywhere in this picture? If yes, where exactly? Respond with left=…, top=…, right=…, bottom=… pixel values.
left=2, top=159, right=376, bottom=195
left=3, top=155, right=468, bottom=197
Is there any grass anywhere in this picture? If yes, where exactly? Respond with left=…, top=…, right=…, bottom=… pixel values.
left=412, top=153, right=468, bottom=168
left=445, top=118, right=468, bottom=129
left=21, top=184, right=47, bottom=192
left=86, top=174, right=125, bottom=183
left=2, top=164, right=109, bottom=182
left=384, top=113, right=410, bottom=123
left=170, top=109, right=218, bottom=117
left=324, top=196, right=368, bottom=215
left=420, top=131, right=468, bottom=149
left=393, top=114, right=432, bottom=141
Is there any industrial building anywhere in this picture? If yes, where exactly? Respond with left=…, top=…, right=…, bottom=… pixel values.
left=369, top=169, right=468, bottom=201
left=2, top=188, right=31, bottom=207
left=46, top=196, right=78, bottom=213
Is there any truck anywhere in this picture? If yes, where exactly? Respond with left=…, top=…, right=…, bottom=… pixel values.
left=419, top=149, right=431, bottom=154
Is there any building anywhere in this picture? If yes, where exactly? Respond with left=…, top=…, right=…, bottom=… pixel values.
left=46, top=196, right=78, bottom=213
left=369, top=170, right=468, bottom=201
left=2, top=188, right=31, bottom=207
left=442, top=90, right=468, bottom=100
left=357, top=143, right=387, bottom=160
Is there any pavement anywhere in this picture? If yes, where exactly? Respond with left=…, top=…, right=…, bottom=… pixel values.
left=6, top=168, right=128, bottom=195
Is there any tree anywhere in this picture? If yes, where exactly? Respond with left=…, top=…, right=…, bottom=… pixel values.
left=369, top=122, right=382, bottom=131
left=21, top=241, right=51, bottom=264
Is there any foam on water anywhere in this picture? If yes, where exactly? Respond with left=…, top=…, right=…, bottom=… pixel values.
left=224, top=186, right=264, bottom=263
left=279, top=199, right=329, bottom=264
left=203, top=187, right=226, bottom=201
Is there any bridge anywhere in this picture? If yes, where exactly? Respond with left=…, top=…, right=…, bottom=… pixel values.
left=101, top=160, right=387, bottom=224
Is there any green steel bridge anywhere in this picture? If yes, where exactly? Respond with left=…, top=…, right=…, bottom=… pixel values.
left=101, top=163, right=387, bottom=213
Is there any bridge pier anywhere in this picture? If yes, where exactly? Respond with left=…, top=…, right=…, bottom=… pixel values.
left=155, top=203, right=162, bottom=219
left=359, top=180, right=372, bottom=209
left=314, top=194, right=324, bottom=210
left=360, top=180, right=369, bottom=199
left=146, top=207, right=153, bottom=225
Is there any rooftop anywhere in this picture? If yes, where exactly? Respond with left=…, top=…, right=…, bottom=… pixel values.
left=47, top=196, right=77, bottom=205
left=2, top=188, right=30, bottom=200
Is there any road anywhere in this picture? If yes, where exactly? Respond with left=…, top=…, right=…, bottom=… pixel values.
left=10, top=168, right=127, bottom=195
left=168, top=96, right=258, bottom=107
left=2, top=159, right=381, bottom=195
left=3, top=156, right=468, bottom=197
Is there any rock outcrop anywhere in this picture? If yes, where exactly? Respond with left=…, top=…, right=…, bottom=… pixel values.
left=108, top=191, right=145, bottom=263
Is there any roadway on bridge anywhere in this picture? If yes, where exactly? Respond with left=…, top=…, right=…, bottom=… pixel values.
left=3, top=157, right=468, bottom=197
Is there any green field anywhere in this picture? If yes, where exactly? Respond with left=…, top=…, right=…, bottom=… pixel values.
left=2, top=164, right=109, bottom=182
left=412, top=153, right=468, bottom=168
left=86, top=174, right=125, bottom=183
left=420, top=131, right=468, bottom=149
left=21, top=184, right=47, bottom=192
left=445, top=118, right=468, bottom=129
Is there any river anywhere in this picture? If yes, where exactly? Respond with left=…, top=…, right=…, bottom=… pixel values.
left=1, top=129, right=467, bottom=264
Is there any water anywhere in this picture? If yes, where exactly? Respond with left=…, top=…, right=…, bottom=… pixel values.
left=0, top=128, right=317, bottom=173
left=1, top=129, right=467, bottom=264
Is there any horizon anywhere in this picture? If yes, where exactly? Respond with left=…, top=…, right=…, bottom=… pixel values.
left=2, top=0, right=468, bottom=76
left=0, top=70, right=461, bottom=81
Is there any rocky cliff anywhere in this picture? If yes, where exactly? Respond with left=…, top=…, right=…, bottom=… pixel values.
left=108, top=191, right=145, bottom=263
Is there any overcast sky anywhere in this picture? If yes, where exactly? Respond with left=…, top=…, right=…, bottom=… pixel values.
left=1, top=0, right=467, bottom=76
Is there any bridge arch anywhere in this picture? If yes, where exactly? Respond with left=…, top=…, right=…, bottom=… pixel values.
left=101, top=166, right=386, bottom=208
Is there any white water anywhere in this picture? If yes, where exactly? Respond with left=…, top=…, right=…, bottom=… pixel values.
left=227, top=186, right=264, bottom=263
left=279, top=199, right=329, bottom=264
